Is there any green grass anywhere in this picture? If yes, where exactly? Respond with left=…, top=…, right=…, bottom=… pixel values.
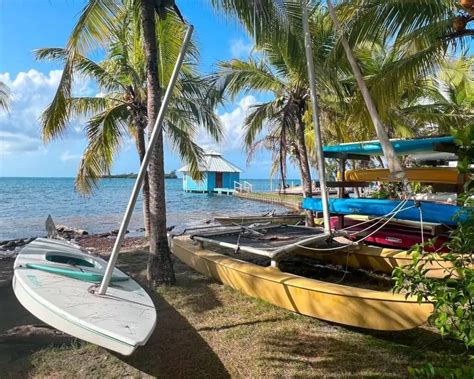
left=2, top=250, right=471, bottom=378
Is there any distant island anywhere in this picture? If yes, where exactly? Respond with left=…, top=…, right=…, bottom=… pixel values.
left=103, top=170, right=178, bottom=179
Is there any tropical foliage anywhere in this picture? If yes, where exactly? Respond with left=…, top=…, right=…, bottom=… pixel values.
left=214, top=45, right=316, bottom=218
left=215, top=2, right=473, bottom=180
left=38, top=12, right=221, bottom=194
left=0, top=81, right=10, bottom=112
left=40, top=0, right=222, bottom=284
left=393, top=125, right=474, bottom=376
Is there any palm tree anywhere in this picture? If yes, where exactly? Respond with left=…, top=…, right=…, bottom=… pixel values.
left=0, top=81, right=10, bottom=112
left=329, top=0, right=474, bottom=146
left=38, top=12, right=221, bottom=239
left=41, top=0, right=222, bottom=285
left=214, top=39, right=318, bottom=225
left=329, top=42, right=472, bottom=140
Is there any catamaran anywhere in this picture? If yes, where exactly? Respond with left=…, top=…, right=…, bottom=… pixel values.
left=168, top=5, right=440, bottom=331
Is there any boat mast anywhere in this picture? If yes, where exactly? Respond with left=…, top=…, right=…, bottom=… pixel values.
left=98, top=25, right=194, bottom=295
left=301, top=1, right=331, bottom=233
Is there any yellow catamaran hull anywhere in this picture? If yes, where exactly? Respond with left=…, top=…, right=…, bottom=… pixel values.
left=295, top=245, right=458, bottom=279
left=170, top=236, right=433, bottom=331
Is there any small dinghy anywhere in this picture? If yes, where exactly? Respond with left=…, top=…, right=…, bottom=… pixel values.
left=13, top=238, right=156, bottom=355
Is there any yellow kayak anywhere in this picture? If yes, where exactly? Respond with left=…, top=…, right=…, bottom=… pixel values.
left=344, top=167, right=465, bottom=184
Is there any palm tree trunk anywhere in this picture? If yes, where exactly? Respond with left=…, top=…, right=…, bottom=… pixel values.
left=296, top=118, right=315, bottom=227
left=326, top=0, right=405, bottom=179
left=135, top=119, right=151, bottom=237
left=278, top=152, right=287, bottom=192
left=141, top=0, right=175, bottom=286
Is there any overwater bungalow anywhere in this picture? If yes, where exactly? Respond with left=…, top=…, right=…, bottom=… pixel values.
left=178, top=151, right=242, bottom=194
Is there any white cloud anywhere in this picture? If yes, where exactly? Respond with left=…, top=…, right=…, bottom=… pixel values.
left=229, top=38, right=253, bottom=58
left=60, top=150, right=81, bottom=162
left=197, top=95, right=258, bottom=153
left=0, top=69, right=94, bottom=156
left=0, top=131, right=46, bottom=155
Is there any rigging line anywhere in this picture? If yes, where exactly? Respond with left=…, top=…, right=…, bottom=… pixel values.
left=334, top=250, right=351, bottom=284
left=339, top=199, right=410, bottom=238
left=294, top=203, right=418, bottom=251
left=337, top=198, right=410, bottom=233
left=346, top=199, right=409, bottom=237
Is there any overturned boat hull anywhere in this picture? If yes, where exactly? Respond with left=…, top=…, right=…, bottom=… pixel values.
left=303, top=198, right=468, bottom=225
left=170, top=236, right=433, bottom=331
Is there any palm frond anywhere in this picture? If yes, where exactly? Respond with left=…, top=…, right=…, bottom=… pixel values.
left=41, top=56, right=75, bottom=142
left=67, top=0, right=123, bottom=54
left=0, top=81, right=11, bottom=112
left=166, top=121, right=205, bottom=180
left=215, top=58, right=285, bottom=99
left=76, top=103, right=130, bottom=194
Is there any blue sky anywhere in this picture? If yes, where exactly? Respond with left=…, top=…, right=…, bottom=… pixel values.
left=0, top=0, right=302, bottom=179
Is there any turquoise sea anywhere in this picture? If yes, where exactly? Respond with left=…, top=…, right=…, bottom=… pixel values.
left=0, top=177, right=298, bottom=240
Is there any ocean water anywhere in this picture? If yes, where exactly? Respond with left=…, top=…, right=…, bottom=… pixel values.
left=0, top=177, right=298, bottom=240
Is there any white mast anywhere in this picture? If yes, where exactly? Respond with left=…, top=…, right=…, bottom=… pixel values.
left=98, top=25, right=194, bottom=295
left=301, top=1, right=331, bottom=233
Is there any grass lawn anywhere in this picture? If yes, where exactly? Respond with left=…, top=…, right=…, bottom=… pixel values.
left=1, top=250, right=470, bottom=378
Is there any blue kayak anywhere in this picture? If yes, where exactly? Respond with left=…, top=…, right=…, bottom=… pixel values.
left=323, top=136, right=455, bottom=156
left=302, top=198, right=470, bottom=225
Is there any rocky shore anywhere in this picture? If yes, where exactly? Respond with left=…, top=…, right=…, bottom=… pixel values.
left=0, top=225, right=148, bottom=257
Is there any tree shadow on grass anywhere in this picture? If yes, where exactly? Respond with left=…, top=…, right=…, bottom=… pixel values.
left=260, top=328, right=468, bottom=378
left=351, top=325, right=467, bottom=355
left=0, top=283, right=74, bottom=377
left=119, top=290, right=230, bottom=378
left=119, top=252, right=223, bottom=314
left=114, top=251, right=229, bottom=378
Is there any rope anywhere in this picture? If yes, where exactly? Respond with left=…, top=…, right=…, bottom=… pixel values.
left=294, top=203, right=418, bottom=252
left=342, top=199, right=409, bottom=237
left=334, top=250, right=351, bottom=284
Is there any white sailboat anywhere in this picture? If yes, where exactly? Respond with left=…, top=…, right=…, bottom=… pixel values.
left=13, top=238, right=156, bottom=356
left=12, top=25, right=194, bottom=356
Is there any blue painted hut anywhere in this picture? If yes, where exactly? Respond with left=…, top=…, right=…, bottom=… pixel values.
left=178, top=151, right=242, bottom=194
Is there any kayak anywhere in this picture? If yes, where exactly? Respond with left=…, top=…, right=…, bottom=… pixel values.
left=302, top=198, right=469, bottom=225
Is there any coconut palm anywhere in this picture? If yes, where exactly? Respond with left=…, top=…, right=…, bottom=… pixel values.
left=38, top=11, right=221, bottom=238
left=36, top=11, right=220, bottom=238
left=333, top=0, right=474, bottom=118
left=214, top=36, right=321, bottom=225
left=42, top=0, right=200, bottom=285
left=0, top=81, right=10, bottom=112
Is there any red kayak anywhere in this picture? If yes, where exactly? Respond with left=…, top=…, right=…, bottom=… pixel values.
left=330, top=216, right=451, bottom=252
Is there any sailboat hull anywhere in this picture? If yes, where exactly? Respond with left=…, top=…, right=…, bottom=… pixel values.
left=13, top=238, right=156, bottom=355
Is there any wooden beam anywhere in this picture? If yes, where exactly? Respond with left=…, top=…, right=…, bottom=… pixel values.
left=313, top=181, right=370, bottom=188
left=433, top=142, right=459, bottom=154
left=323, top=151, right=371, bottom=161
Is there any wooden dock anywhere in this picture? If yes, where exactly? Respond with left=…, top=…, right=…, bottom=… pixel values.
left=234, top=192, right=302, bottom=210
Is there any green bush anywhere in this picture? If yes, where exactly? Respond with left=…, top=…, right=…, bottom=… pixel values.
left=392, top=126, right=473, bottom=376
